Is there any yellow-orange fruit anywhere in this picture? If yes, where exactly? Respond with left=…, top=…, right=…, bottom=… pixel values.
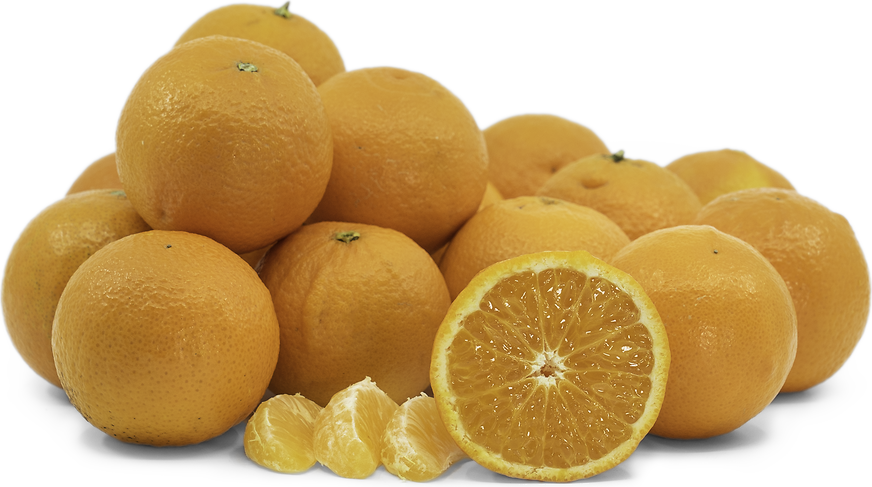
left=52, top=230, right=280, bottom=446
left=431, top=250, right=670, bottom=481
left=381, top=394, right=466, bottom=481
left=176, top=2, right=345, bottom=86
left=538, top=152, right=702, bottom=240
left=484, top=114, right=609, bottom=198
left=2, top=190, right=150, bottom=387
left=309, top=67, right=488, bottom=253
left=695, top=188, right=869, bottom=392
left=439, top=196, right=630, bottom=299
left=667, top=149, right=794, bottom=205
left=117, top=35, right=332, bottom=254
left=66, top=153, right=122, bottom=195
left=313, top=377, right=399, bottom=479
left=244, top=393, right=323, bottom=473
left=259, top=222, right=451, bottom=406
left=611, top=225, right=797, bottom=439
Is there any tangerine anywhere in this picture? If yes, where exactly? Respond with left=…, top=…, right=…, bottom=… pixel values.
left=695, top=188, right=870, bottom=392
left=308, top=67, right=488, bottom=253
left=537, top=151, right=701, bottom=240
left=484, top=114, right=609, bottom=198
left=611, top=225, right=797, bottom=438
left=116, top=35, right=332, bottom=254
left=2, top=189, right=149, bottom=387
left=52, top=230, right=280, bottom=446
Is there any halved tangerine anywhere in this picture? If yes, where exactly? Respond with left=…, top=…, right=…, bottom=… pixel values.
left=430, top=251, right=670, bottom=481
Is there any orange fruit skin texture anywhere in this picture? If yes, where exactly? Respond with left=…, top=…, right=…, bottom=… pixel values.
left=695, top=188, right=870, bottom=392
left=66, top=153, right=122, bottom=195
left=116, top=35, right=333, bottom=254
left=667, top=148, right=794, bottom=205
left=51, top=230, right=280, bottom=447
left=439, top=195, right=631, bottom=300
left=175, top=3, right=345, bottom=87
left=537, top=153, right=702, bottom=240
left=484, top=114, right=609, bottom=198
left=259, top=221, right=451, bottom=407
left=2, top=189, right=150, bottom=387
left=611, top=225, right=797, bottom=439
left=309, top=67, right=489, bottom=253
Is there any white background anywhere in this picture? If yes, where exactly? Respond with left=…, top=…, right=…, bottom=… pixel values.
left=1, top=1, right=870, bottom=485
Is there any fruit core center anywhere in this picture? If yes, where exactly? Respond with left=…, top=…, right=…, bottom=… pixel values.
left=531, top=351, right=566, bottom=381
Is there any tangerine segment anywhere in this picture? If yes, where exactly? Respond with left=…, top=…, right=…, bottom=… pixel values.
left=381, top=394, right=467, bottom=481
left=431, top=251, right=669, bottom=482
left=244, top=394, right=323, bottom=473
left=313, top=377, right=399, bottom=479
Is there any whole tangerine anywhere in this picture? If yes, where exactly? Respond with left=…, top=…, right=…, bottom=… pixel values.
left=611, top=225, right=797, bottom=439
left=116, top=35, right=332, bottom=254
left=176, top=2, right=345, bottom=86
left=484, top=114, right=609, bottom=198
left=2, top=189, right=150, bottom=387
left=52, top=230, right=280, bottom=446
left=538, top=151, right=702, bottom=240
left=308, top=67, right=488, bottom=253
left=259, top=221, right=451, bottom=406
left=695, top=188, right=869, bottom=392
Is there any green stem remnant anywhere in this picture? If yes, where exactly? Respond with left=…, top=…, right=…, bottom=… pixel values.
left=274, top=2, right=292, bottom=18
left=335, top=231, right=361, bottom=243
left=611, top=150, right=625, bottom=163
left=237, top=62, right=258, bottom=73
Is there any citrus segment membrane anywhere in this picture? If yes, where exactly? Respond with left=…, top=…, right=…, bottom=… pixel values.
left=244, top=394, right=323, bottom=473
left=432, top=252, right=668, bottom=481
left=381, top=394, right=466, bottom=481
left=313, top=377, right=399, bottom=479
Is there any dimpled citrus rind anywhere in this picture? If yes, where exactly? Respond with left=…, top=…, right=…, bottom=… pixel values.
left=51, top=230, right=280, bottom=447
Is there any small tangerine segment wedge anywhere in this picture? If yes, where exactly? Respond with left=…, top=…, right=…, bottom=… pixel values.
left=430, top=251, right=670, bottom=482
left=244, top=394, right=323, bottom=473
left=381, top=393, right=467, bottom=481
left=313, top=377, right=399, bottom=479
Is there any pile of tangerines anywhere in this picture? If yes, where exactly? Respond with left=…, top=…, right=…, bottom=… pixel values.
left=2, top=3, right=869, bottom=483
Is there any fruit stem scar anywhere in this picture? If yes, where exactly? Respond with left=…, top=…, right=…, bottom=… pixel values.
left=713, top=249, right=718, bottom=254
left=274, top=1, right=292, bottom=18
left=165, top=244, right=172, bottom=249
left=335, top=231, right=361, bottom=243
left=237, top=62, right=258, bottom=73
left=611, top=150, right=625, bottom=163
